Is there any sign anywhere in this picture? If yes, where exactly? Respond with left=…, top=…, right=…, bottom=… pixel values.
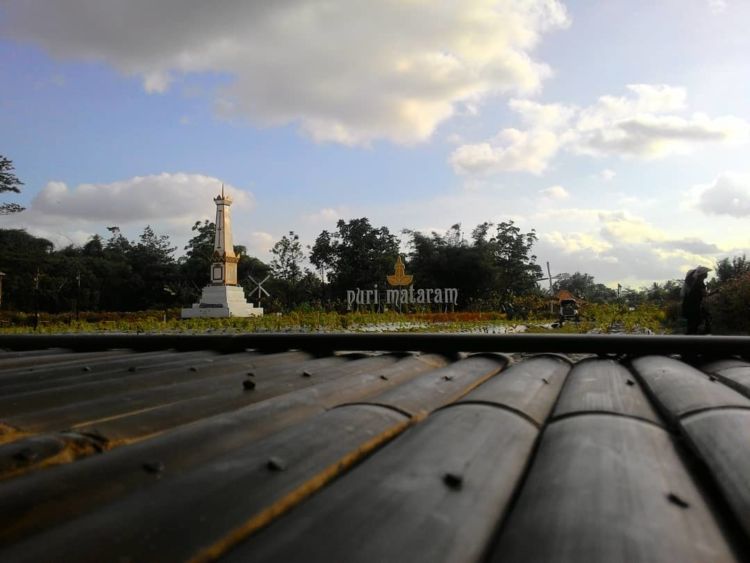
left=346, top=256, right=458, bottom=310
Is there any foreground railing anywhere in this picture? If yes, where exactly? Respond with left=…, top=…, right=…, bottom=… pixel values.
left=1, top=333, right=749, bottom=357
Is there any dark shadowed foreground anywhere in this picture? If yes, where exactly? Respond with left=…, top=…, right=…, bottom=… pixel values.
left=0, top=334, right=749, bottom=562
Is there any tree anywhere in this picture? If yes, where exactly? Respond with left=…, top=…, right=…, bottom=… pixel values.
left=270, top=231, right=304, bottom=309
left=271, top=231, right=304, bottom=284
left=553, top=272, right=617, bottom=302
left=489, top=221, right=543, bottom=297
left=0, top=155, right=25, bottom=215
left=0, top=229, right=53, bottom=310
left=714, top=255, right=750, bottom=285
left=311, top=218, right=400, bottom=295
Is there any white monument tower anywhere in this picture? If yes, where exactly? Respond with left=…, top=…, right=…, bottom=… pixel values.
left=181, top=186, right=263, bottom=318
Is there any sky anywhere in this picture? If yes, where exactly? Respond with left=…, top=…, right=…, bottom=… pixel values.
left=1, top=0, right=749, bottom=288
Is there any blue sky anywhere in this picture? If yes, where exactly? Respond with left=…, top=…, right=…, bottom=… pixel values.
left=2, top=0, right=749, bottom=287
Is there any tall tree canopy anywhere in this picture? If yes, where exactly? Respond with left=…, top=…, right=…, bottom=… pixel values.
left=406, top=220, right=542, bottom=308
left=0, top=155, right=25, bottom=215
left=311, top=218, right=400, bottom=294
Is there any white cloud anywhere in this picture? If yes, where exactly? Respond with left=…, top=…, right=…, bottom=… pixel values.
left=450, top=128, right=561, bottom=175
left=598, top=211, right=665, bottom=244
left=248, top=232, right=275, bottom=255
left=31, top=173, right=252, bottom=223
left=541, top=231, right=612, bottom=254
left=708, top=0, right=728, bottom=14
left=2, top=0, right=569, bottom=145
left=4, top=173, right=255, bottom=255
left=305, top=207, right=343, bottom=225
left=693, top=173, right=750, bottom=217
left=540, top=185, right=569, bottom=200
left=598, top=168, right=616, bottom=182
left=451, top=84, right=749, bottom=175
left=535, top=211, right=724, bottom=287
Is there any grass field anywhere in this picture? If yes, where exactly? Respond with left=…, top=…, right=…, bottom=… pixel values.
left=0, top=303, right=672, bottom=335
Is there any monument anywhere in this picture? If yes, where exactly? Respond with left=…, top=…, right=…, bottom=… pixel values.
left=181, top=186, right=263, bottom=318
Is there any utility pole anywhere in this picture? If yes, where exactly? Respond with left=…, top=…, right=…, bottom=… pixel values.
left=33, top=268, right=40, bottom=330
left=74, top=270, right=81, bottom=321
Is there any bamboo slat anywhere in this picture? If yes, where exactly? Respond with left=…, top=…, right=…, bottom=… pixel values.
left=682, top=409, right=750, bottom=538
left=229, top=357, right=570, bottom=562
left=489, top=415, right=741, bottom=563
left=553, top=358, right=662, bottom=425
left=630, top=356, right=750, bottom=421
left=0, top=356, right=500, bottom=561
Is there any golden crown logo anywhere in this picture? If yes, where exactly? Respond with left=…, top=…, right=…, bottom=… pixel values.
left=387, top=256, right=413, bottom=287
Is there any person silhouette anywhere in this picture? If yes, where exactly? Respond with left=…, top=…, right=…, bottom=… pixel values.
left=681, top=266, right=711, bottom=334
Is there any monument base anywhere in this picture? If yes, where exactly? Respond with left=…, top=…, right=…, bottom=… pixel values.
left=181, top=285, right=263, bottom=318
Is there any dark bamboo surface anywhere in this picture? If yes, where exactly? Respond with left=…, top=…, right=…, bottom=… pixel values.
left=1, top=336, right=750, bottom=561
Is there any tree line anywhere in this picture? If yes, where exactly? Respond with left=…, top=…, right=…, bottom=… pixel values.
left=3, top=215, right=736, bottom=315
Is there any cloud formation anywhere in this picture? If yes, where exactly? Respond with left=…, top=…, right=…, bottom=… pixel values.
left=452, top=84, right=749, bottom=175
left=2, top=0, right=568, bottom=145
left=31, top=173, right=252, bottom=222
left=535, top=209, right=723, bottom=286
left=4, top=173, right=257, bottom=253
left=694, top=173, right=750, bottom=217
left=540, top=185, right=569, bottom=200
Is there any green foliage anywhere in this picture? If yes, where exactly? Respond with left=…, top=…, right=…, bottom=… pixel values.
left=713, top=255, right=750, bottom=285
left=553, top=272, right=617, bottom=302
left=405, top=220, right=542, bottom=309
left=311, top=218, right=399, bottom=294
left=271, top=231, right=304, bottom=283
left=270, top=231, right=305, bottom=310
left=709, top=271, right=750, bottom=334
left=0, top=155, right=25, bottom=215
left=0, top=305, right=672, bottom=335
left=579, top=302, right=666, bottom=333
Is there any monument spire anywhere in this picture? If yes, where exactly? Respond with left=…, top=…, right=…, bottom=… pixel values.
left=211, top=185, right=238, bottom=285
left=182, top=184, right=263, bottom=318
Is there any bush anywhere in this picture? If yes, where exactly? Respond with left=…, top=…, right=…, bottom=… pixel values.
left=708, top=272, right=750, bottom=334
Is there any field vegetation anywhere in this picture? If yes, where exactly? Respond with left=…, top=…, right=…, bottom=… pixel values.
left=0, top=301, right=673, bottom=335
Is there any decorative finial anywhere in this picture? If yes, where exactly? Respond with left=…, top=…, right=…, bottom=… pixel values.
left=222, top=183, right=225, bottom=198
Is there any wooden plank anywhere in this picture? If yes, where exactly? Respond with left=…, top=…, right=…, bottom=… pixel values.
left=681, top=409, right=750, bottom=539
left=229, top=404, right=538, bottom=563
left=553, top=358, right=662, bottom=425
left=489, top=415, right=741, bottom=563
left=456, top=354, right=569, bottom=425
left=0, top=354, right=437, bottom=542
left=630, top=355, right=750, bottom=421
